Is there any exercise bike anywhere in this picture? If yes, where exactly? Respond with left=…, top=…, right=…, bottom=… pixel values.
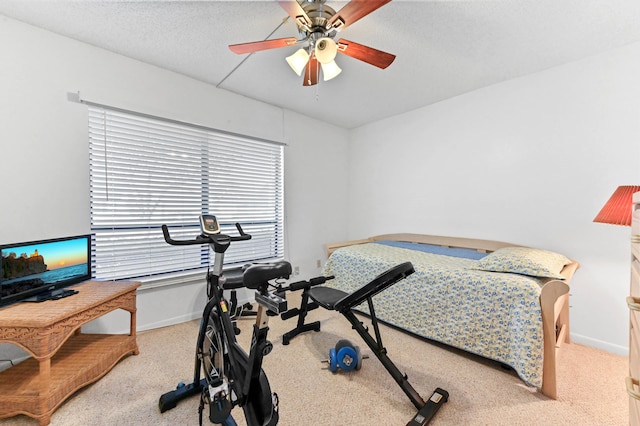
left=158, top=215, right=303, bottom=426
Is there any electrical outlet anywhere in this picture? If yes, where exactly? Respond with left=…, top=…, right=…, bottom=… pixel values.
left=294, top=266, right=300, bottom=275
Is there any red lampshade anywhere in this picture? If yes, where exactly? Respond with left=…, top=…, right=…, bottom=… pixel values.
left=593, top=185, right=640, bottom=226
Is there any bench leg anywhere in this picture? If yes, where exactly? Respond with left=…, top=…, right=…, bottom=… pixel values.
left=281, top=290, right=320, bottom=345
left=341, top=308, right=426, bottom=410
left=340, top=302, right=448, bottom=425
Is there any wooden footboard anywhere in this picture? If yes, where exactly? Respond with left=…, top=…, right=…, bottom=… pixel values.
left=325, top=233, right=579, bottom=399
left=540, top=260, right=579, bottom=399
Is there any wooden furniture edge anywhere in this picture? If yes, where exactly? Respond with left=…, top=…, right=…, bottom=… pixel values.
left=629, top=192, right=640, bottom=425
left=325, top=233, right=580, bottom=399
left=326, top=238, right=373, bottom=257
left=370, top=233, right=522, bottom=252
left=325, top=233, right=524, bottom=257
left=539, top=260, right=579, bottom=399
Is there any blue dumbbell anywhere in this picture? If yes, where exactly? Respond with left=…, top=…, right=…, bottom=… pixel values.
left=326, top=339, right=365, bottom=372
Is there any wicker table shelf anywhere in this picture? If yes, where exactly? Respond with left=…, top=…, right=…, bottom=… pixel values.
left=0, top=280, right=140, bottom=425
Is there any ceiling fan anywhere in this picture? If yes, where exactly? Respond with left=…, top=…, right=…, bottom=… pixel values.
left=228, top=0, right=396, bottom=86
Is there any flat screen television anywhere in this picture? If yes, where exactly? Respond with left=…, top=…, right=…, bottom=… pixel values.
left=0, top=234, right=91, bottom=307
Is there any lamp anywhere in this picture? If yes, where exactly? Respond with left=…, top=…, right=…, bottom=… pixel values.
left=593, top=185, right=640, bottom=226
left=285, top=37, right=343, bottom=82
left=286, top=48, right=310, bottom=76
left=315, top=37, right=338, bottom=64
left=320, top=60, right=342, bottom=81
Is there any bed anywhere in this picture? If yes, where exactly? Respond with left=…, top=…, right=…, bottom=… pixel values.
left=322, top=233, right=580, bottom=399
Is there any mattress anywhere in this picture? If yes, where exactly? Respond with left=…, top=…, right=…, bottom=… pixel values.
left=323, top=242, right=546, bottom=387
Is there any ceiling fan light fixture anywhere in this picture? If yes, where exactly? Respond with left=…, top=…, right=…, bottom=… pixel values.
left=229, top=0, right=396, bottom=87
left=321, top=60, right=342, bottom=81
left=286, top=48, right=310, bottom=76
left=315, top=37, right=338, bottom=64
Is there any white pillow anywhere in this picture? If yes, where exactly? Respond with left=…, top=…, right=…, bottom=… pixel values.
left=475, top=246, right=571, bottom=279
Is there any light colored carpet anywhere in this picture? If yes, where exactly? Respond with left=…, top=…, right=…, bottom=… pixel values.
left=2, top=293, right=629, bottom=425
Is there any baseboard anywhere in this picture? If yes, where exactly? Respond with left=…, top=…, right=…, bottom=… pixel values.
left=137, top=311, right=203, bottom=333
left=570, top=332, right=628, bottom=356
left=0, top=312, right=205, bottom=371
left=136, top=294, right=253, bottom=333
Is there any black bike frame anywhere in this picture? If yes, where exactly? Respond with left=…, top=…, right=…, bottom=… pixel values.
left=159, top=224, right=280, bottom=426
left=196, top=246, right=275, bottom=414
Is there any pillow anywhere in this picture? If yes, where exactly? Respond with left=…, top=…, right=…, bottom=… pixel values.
left=475, top=246, right=571, bottom=279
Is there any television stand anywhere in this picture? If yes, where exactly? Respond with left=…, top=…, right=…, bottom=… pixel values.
left=0, top=280, right=140, bottom=425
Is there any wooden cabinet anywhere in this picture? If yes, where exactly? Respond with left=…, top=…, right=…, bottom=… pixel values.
left=629, top=192, right=640, bottom=425
left=0, top=280, right=140, bottom=425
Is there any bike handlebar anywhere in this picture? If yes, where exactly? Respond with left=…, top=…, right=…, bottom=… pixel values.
left=161, top=223, right=251, bottom=246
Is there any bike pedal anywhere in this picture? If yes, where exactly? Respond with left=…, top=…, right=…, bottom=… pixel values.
left=208, top=397, right=233, bottom=424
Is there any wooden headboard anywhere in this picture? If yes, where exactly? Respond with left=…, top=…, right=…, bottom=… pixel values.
left=326, top=233, right=522, bottom=257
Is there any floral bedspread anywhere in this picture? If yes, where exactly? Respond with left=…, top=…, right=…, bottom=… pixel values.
left=323, top=243, right=546, bottom=388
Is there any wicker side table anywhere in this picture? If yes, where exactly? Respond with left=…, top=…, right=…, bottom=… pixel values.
left=0, top=280, right=140, bottom=425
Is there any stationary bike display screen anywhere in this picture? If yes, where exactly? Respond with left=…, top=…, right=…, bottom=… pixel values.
left=199, top=215, right=221, bottom=235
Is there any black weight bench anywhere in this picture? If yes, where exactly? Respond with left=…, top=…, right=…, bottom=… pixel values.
left=281, top=261, right=449, bottom=426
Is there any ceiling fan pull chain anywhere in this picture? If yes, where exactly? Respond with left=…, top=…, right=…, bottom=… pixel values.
left=316, top=60, right=321, bottom=100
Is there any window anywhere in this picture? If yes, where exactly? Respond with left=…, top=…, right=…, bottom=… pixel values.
left=88, top=105, right=284, bottom=282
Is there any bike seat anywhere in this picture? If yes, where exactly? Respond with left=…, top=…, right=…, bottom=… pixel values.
left=222, top=267, right=244, bottom=289
left=243, top=261, right=292, bottom=290
left=222, top=264, right=254, bottom=289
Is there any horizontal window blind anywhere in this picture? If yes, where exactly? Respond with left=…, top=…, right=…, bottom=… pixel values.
left=88, top=105, right=284, bottom=281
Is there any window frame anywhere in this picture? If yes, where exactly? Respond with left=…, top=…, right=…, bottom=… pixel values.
left=87, top=103, right=285, bottom=283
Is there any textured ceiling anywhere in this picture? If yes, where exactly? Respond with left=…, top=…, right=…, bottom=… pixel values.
left=2, top=0, right=640, bottom=128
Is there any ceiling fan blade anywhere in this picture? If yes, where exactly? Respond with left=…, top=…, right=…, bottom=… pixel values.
left=229, top=37, right=298, bottom=55
left=278, top=1, right=312, bottom=27
left=328, top=0, right=392, bottom=31
left=337, top=39, right=396, bottom=69
left=303, top=55, right=319, bottom=86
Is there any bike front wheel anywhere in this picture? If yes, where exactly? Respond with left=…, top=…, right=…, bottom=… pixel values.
left=200, top=308, right=233, bottom=423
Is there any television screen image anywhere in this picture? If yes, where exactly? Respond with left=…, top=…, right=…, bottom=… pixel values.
left=0, top=235, right=91, bottom=306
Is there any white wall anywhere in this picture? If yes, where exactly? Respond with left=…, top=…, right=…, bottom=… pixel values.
left=0, top=16, right=349, bottom=342
left=2, top=13, right=638, bottom=360
left=348, top=41, right=640, bottom=354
